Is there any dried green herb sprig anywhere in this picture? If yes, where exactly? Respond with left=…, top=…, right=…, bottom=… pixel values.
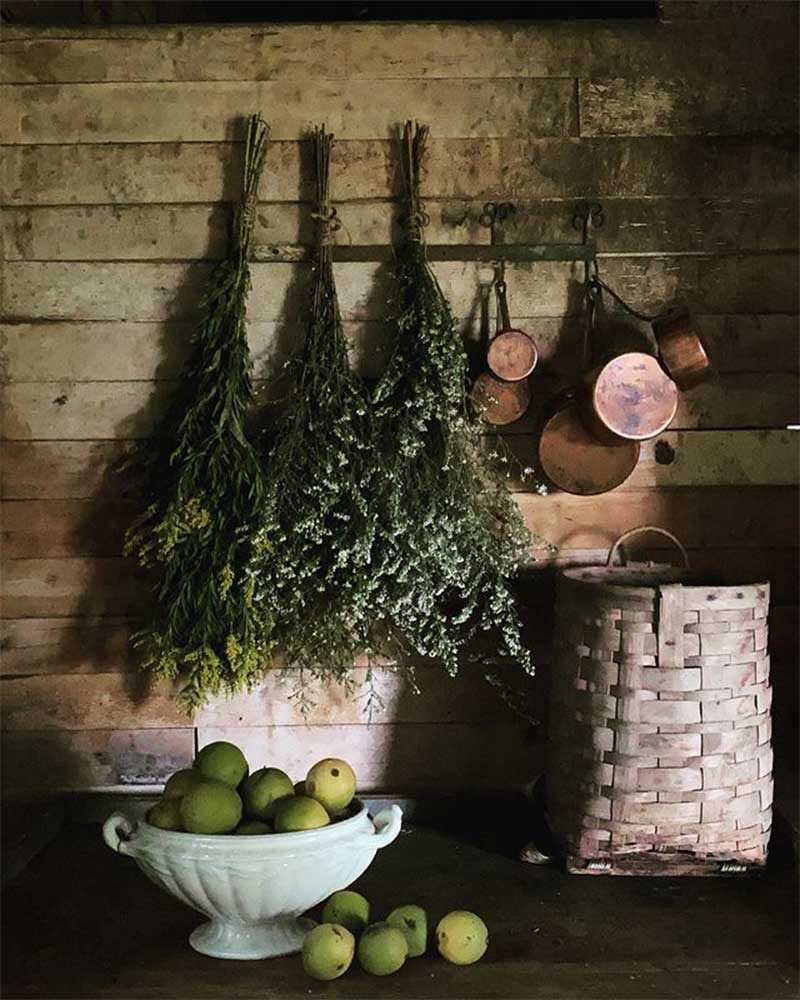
left=369, top=120, right=532, bottom=676
left=124, top=114, right=273, bottom=713
left=250, top=126, right=378, bottom=685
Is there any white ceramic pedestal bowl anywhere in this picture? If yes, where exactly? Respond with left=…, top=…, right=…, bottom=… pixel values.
left=103, top=800, right=402, bottom=960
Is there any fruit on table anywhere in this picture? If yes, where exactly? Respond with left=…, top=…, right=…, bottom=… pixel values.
left=146, top=798, right=184, bottom=831
left=357, top=922, right=408, bottom=976
left=180, top=780, right=243, bottom=834
left=273, top=796, right=330, bottom=832
left=322, top=890, right=370, bottom=935
left=293, top=780, right=306, bottom=796
left=306, top=758, right=356, bottom=814
left=387, top=904, right=427, bottom=957
left=194, top=741, right=249, bottom=788
left=241, top=767, right=294, bottom=821
left=235, top=820, right=271, bottom=835
left=301, top=924, right=355, bottom=981
left=436, top=911, right=488, bottom=965
left=162, top=768, right=203, bottom=801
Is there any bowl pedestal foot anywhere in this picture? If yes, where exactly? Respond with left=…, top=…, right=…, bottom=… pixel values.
left=189, top=916, right=315, bottom=960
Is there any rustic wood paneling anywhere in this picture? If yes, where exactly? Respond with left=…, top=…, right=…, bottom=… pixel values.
left=3, top=487, right=796, bottom=559
left=0, top=79, right=578, bottom=144
left=4, top=431, right=797, bottom=502
left=1, top=11, right=797, bottom=794
left=4, top=314, right=797, bottom=384
left=4, top=198, right=798, bottom=261
left=197, top=722, right=537, bottom=795
left=4, top=374, right=797, bottom=442
left=0, top=728, right=194, bottom=790
left=3, top=137, right=796, bottom=207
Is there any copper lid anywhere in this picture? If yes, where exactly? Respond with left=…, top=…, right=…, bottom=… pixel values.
left=487, top=329, right=538, bottom=382
left=538, top=399, right=639, bottom=495
left=469, top=372, right=530, bottom=425
left=590, top=352, right=678, bottom=441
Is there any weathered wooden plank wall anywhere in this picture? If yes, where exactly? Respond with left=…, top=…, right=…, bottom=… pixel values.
left=1, top=5, right=798, bottom=795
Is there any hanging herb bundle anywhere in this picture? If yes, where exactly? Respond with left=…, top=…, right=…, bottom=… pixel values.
left=124, top=114, right=273, bottom=712
left=370, top=121, right=532, bottom=676
left=249, top=126, right=376, bottom=689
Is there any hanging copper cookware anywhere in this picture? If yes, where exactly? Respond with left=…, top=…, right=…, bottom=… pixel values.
left=470, top=372, right=531, bottom=425
left=652, top=305, right=713, bottom=390
left=486, top=268, right=538, bottom=382
left=537, top=388, right=640, bottom=495
left=577, top=280, right=678, bottom=442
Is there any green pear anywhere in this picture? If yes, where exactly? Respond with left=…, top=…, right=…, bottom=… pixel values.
left=146, top=798, right=183, bottom=831
left=273, top=796, right=330, bottom=833
left=194, top=741, right=248, bottom=788
left=357, top=922, right=408, bottom=976
left=387, top=904, right=427, bottom=957
left=306, top=758, right=356, bottom=814
left=436, top=911, right=488, bottom=965
left=235, top=820, right=271, bottom=835
left=301, top=924, right=355, bottom=981
left=180, top=780, right=242, bottom=834
left=162, top=768, right=203, bottom=800
left=322, top=890, right=370, bottom=935
left=241, top=767, right=294, bottom=821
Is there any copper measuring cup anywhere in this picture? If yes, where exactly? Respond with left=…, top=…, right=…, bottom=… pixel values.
left=537, top=387, right=640, bottom=495
left=579, top=280, right=678, bottom=442
left=486, top=266, right=538, bottom=382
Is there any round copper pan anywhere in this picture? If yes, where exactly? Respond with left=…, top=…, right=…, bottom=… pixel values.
left=469, top=371, right=531, bottom=426
left=487, top=329, right=538, bottom=382
left=582, top=352, right=678, bottom=442
left=538, top=392, right=639, bottom=496
left=652, top=306, right=712, bottom=391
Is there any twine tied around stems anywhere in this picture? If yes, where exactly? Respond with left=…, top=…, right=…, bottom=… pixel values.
left=311, top=203, right=341, bottom=247
left=236, top=114, right=269, bottom=259
left=400, top=120, right=430, bottom=244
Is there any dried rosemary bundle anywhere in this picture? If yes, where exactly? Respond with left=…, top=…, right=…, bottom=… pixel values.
left=370, top=120, right=532, bottom=676
left=124, top=114, right=273, bottom=712
left=250, top=126, right=377, bottom=693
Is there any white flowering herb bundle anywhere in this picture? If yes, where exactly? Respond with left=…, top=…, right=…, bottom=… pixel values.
left=124, top=114, right=274, bottom=712
left=249, top=126, right=377, bottom=692
left=369, top=121, right=532, bottom=677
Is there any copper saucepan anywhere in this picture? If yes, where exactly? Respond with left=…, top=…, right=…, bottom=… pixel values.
left=486, top=275, right=538, bottom=382
left=470, top=371, right=530, bottom=425
left=652, top=305, right=713, bottom=390
left=580, top=350, right=679, bottom=443
left=537, top=388, right=640, bottom=495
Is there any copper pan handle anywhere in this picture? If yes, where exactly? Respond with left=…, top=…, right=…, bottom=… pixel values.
left=607, top=526, right=689, bottom=568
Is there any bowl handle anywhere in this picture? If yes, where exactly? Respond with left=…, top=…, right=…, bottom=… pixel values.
left=358, top=805, right=403, bottom=850
left=102, top=812, right=137, bottom=856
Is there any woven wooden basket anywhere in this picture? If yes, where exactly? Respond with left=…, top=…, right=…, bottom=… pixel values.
left=547, top=527, right=773, bottom=876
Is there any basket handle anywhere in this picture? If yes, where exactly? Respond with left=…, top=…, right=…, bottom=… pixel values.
left=607, top=526, right=689, bottom=569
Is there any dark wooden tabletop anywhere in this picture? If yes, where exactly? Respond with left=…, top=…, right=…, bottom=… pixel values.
left=2, top=821, right=798, bottom=999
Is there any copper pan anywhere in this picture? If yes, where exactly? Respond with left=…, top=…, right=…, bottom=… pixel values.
left=580, top=351, right=679, bottom=443
left=652, top=305, right=713, bottom=390
left=470, top=371, right=530, bottom=425
left=537, top=389, right=639, bottom=496
left=486, top=274, right=538, bottom=382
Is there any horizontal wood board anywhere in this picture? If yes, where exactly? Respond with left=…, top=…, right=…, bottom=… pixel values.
left=1, top=10, right=797, bottom=794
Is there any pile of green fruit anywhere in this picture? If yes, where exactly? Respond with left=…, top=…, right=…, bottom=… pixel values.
left=303, top=890, right=488, bottom=980
left=146, top=741, right=357, bottom=835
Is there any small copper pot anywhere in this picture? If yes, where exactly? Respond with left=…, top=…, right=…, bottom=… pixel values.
left=486, top=277, right=538, bottom=382
left=537, top=389, right=640, bottom=495
left=580, top=352, right=678, bottom=443
left=469, top=371, right=531, bottom=426
left=652, top=305, right=712, bottom=390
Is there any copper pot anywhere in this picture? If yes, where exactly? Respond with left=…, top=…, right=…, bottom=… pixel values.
left=580, top=351, right=678, bottom=442
left=486, top=277, right=538, bottom=382
left=537, top=389, right=639, bottom=495
left=469, top=371, right=530, bottom=425
left=652, top=305, right=712, bottom=390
